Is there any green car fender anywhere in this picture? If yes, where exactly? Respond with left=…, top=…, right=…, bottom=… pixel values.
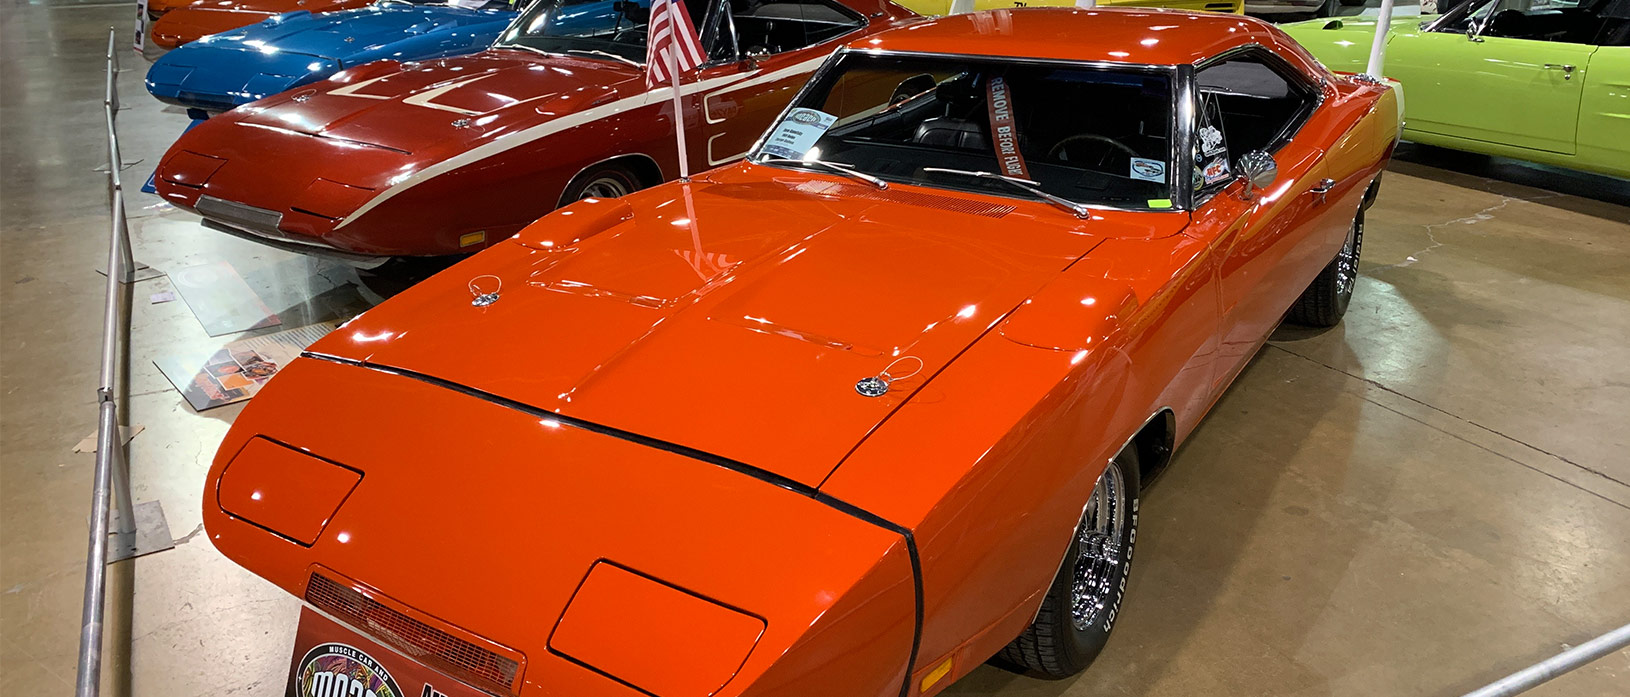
left=1279, top=15, right=1426, bottom=74
left=1280, top=14, right=1629, bottom=179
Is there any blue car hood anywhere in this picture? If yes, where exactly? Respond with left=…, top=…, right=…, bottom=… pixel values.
left=147, top=3, right=516, bottom=111
left=182, top=4, right=515, bottom=60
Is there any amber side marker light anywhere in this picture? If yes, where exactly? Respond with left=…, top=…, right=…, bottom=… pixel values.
left=921, top=657, right=954, bottom=693
left=459, top=231, right=487, bottom=248
left=217, top=437, right=360, bottom=545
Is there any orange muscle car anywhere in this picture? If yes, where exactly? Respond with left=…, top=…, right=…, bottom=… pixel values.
left=203, top=8, right=1398, bottom=697
left=147, top=0, right=376, bottom=48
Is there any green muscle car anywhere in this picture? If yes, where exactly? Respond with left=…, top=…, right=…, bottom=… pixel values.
left=1282, top=0, right=1628, bottom=179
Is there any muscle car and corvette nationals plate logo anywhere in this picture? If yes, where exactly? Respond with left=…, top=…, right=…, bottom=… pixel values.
left=288, top=608, right=488, bottom=697
left=294, top=642, right=404, bottom=697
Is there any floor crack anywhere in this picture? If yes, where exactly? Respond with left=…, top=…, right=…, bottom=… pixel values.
left=1367, top=194, right=1554, bottom=273
left=1267, top=344, right=1630, bottom=511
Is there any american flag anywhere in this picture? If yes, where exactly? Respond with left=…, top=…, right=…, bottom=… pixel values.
left=644, top=0, right=705, bottom=88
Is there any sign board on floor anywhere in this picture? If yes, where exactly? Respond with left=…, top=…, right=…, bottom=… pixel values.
left=170, top=261, right=282, bottom=336
left=135, top=0, right=148, bottom=52
left=156, top=322, right=338, bottom=411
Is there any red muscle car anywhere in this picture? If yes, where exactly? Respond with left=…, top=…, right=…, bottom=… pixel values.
left=152, top=0, right=918, bottom=260
left=202, top=8, right=1398, bottom=697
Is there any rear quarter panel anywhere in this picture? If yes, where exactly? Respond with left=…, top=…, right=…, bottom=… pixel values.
left=1580, top=46, right=1630, bottom=178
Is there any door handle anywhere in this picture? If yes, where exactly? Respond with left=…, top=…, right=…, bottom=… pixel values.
left=1309, top=178, right=1335, bottom=203
left=1543, top=63, right=1577, bottom=80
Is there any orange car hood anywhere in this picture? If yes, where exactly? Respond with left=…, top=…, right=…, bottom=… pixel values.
left=312, top=167, right=1184, bottom=487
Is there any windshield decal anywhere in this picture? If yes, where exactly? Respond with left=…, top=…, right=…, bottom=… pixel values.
left=985, top=76, right=1030, bottom=180
left=1199, top=125, right=1226, bottom=157
left=1129, top=157, right=1165, bottom=183
left=761, top=108, right=837, bottom=160
left=1201, top=155, right=1232, bottom=186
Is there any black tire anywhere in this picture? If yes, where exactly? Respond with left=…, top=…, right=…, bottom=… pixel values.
left=559, top=163, right=641, bottom=206
left=1286, top=208, right=1364, bottom=327
left=1339, top=0, right=1365, bottom=5
left=998, top=446, right=1141, bottom=678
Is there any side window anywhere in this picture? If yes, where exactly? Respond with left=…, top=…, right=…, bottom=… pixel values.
left=1435, top=0, right=1604, bottom=44
left=713, top=0, right=865, bottom=61
left=1195, top=51, right=1317, bottom=158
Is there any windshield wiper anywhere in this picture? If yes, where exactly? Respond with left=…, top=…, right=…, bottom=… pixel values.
left=921, top=167, right=1091, bottom=219
left=566, top=49, right=643, bottom=70
left=755, top=156, right=888, bottom=190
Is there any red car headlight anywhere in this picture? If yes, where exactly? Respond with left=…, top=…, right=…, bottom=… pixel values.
left=159, top=150, right=227, bottom=189
left=217, top=436, right=361, bottom=545
left=290, top=177, right=376, bottom=221
left=550, top=561, right=765, bottom=696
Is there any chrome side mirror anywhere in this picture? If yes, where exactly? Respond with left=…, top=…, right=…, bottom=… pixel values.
left=744, top=46, right=770, bottom=70
left=1467, top=24, right=1484, bottom=42
left=1237, top=150, right=1277, bottom=196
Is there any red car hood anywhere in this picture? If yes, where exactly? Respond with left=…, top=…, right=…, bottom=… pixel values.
left=231, top=50, right=640, bottom=164
left=311, top=166, right=1187, bottom=488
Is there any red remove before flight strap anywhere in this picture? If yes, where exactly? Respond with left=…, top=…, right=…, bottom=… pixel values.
left=985, top=77, right=1030, bottom=180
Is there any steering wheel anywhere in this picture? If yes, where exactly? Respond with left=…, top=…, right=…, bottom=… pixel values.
left=1048, top=134, right=1139, bottom=169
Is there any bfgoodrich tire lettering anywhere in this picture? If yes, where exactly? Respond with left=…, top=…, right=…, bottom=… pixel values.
left=998, top=446, right=1141, bottom=678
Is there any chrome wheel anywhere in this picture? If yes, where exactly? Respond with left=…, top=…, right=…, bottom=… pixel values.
left=577, top=174, right=633, bottom=200
left=1070, top=462, right=1128, bottom=632
left=1335, top=214, right=1363, bottom=297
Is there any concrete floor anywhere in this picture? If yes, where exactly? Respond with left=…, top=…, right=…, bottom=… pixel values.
left=3, top=2, right=1629, bottom=696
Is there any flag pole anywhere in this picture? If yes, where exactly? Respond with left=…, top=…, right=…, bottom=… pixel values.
left=665, top=1, right=690, bottom=180
left=1365, top=0, right=1396, bottom=77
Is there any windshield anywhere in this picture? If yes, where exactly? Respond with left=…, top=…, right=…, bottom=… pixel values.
left=495, top=0, right=708, bottom=62
left=749, top=53, right=1177, bottom=210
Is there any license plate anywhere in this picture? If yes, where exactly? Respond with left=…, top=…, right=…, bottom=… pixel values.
left=286, top=607, right=494, bottom=697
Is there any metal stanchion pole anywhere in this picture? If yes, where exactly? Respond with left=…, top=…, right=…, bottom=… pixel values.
left=74, top=405, right=119, bottom=697
left=1460, top=622, right=1630, bottom=697
left=76, top=28, right=163, bottom=696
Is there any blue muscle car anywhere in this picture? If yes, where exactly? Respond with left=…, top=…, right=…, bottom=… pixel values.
left=145, top=0, right=524, bottom=115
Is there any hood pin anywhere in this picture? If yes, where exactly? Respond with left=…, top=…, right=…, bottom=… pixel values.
left=856, top=356, right=923, bottom=398
left=469, top=275, right=502, bottom=307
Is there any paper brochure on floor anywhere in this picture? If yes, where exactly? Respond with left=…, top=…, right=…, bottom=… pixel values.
left=156, top=322, right=338, bottom=411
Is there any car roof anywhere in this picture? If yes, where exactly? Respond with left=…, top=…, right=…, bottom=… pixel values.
left=848, top=7, right=1282, bottom=67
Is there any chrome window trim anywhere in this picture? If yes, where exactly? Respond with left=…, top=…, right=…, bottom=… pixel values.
left=1173, top=64, right=1197, bottom=212
left=745, top=47, right=1188, bottom=211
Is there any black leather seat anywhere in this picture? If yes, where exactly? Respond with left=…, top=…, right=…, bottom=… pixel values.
left=912, top=81, right=990, bottom=150
left=913, top=118, right=990, bottom=150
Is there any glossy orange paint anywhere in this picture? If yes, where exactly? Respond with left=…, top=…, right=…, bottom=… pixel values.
left=148, top=0, right=373, bottom=49
left=202, top=9, right=1399, bottom=697
left=550, top=561, right=767, bottom=696
left=216, top=436, right=360, bottom=545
